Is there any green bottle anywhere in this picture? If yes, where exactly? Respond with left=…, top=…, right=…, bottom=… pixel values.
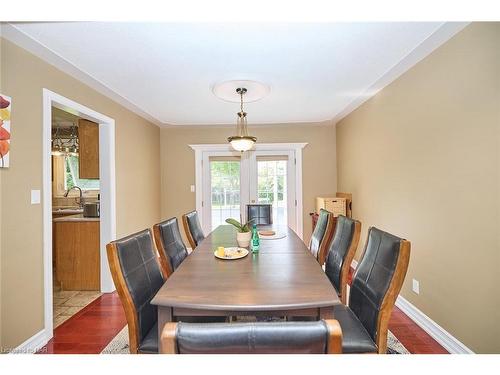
left=251, top=223, right=260, bottom=253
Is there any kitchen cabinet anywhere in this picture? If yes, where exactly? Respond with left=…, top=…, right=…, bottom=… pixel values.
left=78, top=119, right=99, bottom=179
left=53, top=216, right=100, bottom=290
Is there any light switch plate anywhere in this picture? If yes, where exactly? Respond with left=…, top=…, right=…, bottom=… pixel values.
left=190, top=185, right=195, bottom=193
left=31, top=189, right=41, bottom=204
left=412, top=279, right=420, bottom=294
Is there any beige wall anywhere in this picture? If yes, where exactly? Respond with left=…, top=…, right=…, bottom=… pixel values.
left=0, top=38, right=161, bottom=349
left=336, top=23, right=500, bottom=353
left=160, top=122, right=337, bottom=244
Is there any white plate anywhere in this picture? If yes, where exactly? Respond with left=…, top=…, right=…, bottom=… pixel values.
left=214, top=247, right=249, bottom=260
left=258, top=232, right=286, bottom=240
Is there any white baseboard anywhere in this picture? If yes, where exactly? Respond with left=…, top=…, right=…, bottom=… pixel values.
left=349, top=259, right=473, bottom=354
left=8, top=329, right=52, bottom=354
left=395, top=296, right=473, bottom=354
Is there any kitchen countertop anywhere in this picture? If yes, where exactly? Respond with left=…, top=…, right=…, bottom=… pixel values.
left=53, top=214, right=100, bottom=222
left=53, top=209, right=84, bottom=215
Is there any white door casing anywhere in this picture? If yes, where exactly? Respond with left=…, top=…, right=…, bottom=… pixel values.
left=42, top=89, right=116, bottom=344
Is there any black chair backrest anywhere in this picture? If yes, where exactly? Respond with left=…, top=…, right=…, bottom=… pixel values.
left=175, top=321, right=331, bottom=354
left=309, top=208, right=330, bottom=260
left=184, top=211, right=205, bottom=247
left=247, top=204, right=273, bottom=225
left=155, top=217, right=188, bottom=273
left=114, top=229, right=164, bottom=343
left=325, top=215, right=357, bottom=292
left=349, top=227, right=405, bottom=341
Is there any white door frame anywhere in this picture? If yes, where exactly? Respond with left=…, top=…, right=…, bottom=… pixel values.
left=42, top=89, right=116, bottom=339
left=190, top=143, right=307, bottom=239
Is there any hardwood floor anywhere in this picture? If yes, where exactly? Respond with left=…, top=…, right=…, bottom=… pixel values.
left=39, top=292, right=126, bottom=354
left=38, top=290, right=447, bottom=354
left=347, top=267, right=448, bottom=354
left=389, top=306, right=448, bottom=354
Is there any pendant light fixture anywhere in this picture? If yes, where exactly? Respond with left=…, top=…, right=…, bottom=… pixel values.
left=227, top=87, right=257, bottom=152
left=51, top=124, right=79, bottom=156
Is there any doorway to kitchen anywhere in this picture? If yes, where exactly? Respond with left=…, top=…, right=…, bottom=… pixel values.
left=192, top=143, right=306, bottom=239
left=51, top=107, right=102, bottom=328
left=42, top=89, right=116, bottom=342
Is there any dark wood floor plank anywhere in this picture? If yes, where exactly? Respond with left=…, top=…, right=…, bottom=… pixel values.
left=38, top=293, right=127, bottom=354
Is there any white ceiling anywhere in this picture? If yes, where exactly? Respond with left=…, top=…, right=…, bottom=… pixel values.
left=4, top=22, right=467, bottom=126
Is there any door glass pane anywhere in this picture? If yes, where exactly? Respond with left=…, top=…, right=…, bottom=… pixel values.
left=257, top=158, right=287, bottom=227
left=210, top=159, right=241, bottom=230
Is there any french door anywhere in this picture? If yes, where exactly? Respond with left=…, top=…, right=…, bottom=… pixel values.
left=200, top=149, right=298, bottom=236
left=248, top=150, right=296, bottom=231
left=201, top=151, right=248, bottom=232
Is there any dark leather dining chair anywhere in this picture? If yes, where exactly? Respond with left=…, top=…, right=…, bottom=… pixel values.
left=153, top=217, right=189, bottom=278
left=182, top=210, right=205, bottom=249
left=107, top=229, right=226, bottom=354
left=309, top=208, right=335, bottom=265
left=247, top=204, right=273, bottom=225
left=333, top=227, right=410, bottom=354
left=106, top=229, right=165, bottom=354
left=160, top=320, right=343, bottom=354
left=324, top=215, right=361, bottom=304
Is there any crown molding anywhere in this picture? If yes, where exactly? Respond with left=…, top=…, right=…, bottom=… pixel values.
left=332, top=22, right=470, bottom=125
left=189, top=142, right=308, bottom=152
left=1, top=22, right=163, bottom=127
left=2, top=22, right=469, bottom=127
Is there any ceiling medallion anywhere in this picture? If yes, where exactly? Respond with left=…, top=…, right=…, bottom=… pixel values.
left=212, top=80, right=270, bottom=103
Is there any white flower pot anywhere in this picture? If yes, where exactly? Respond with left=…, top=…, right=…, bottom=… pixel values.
left=236, top=231, right=252, bottom=248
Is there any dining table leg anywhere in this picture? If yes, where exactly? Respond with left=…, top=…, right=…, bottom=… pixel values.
left=158, top=306, right=173, bottom=351
left=319, top=306, right=334, bottom=320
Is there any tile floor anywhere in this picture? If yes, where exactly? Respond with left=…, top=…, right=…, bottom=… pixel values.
left=53, top=289, right=102, bottom=328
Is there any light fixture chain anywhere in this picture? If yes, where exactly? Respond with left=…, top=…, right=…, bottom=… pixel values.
left=227, top=86, right=256, bottom=152
left=240, top=89, right=244, bottom=113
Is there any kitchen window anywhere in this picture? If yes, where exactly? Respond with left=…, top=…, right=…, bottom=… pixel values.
left=65, top=155, right=100, bottom=191
left=52, top=155, right=100, bottom=197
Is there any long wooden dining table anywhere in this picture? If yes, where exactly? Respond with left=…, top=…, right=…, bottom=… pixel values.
left=151, top=225, right=341, bottom=340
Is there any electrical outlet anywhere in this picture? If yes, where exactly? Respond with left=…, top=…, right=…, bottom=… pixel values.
left=412, top=279, right=420, bottom=295
left=190, top=185, right=195, bottom=193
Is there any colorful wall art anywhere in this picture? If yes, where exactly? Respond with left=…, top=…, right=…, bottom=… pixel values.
left=0, top=94, right=11, bottom=168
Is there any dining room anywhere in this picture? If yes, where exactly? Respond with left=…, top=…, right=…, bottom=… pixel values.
left=1, top=3, right=500, bottom=374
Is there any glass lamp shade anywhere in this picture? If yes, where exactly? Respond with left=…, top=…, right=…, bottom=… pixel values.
left=51, top=144, right=63, bottom=156
left=228, top=136, right=257, bottom=152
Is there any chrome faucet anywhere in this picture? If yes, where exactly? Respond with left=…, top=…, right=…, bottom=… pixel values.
left=64, top=186, right=84, bottom=208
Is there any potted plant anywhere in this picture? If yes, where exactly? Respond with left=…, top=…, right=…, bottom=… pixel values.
left=225, top=218, right=254, bottom=248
